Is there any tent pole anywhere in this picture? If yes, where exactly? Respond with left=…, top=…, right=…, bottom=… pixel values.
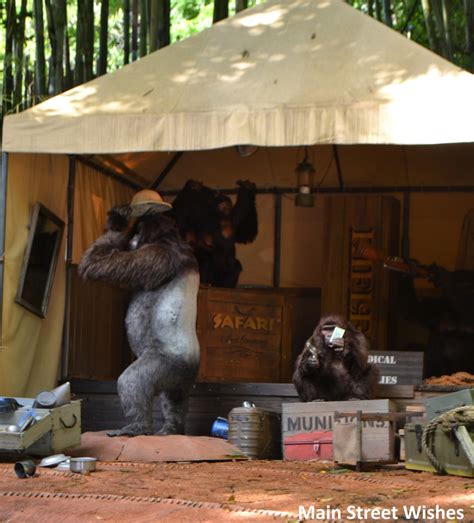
left=160, top=185, right=474, bottom=196
left=0, top=153, right=8, bottom=346
left=76, top=155, right=143, bottom=190
left=61, top=156, right=76, bottom=380
left=402, top=191, right=411, bottom=259
left=333, top=145, right=345, bottom=191
left=150, top=152, right=184, bottom=190
left=273, top=193, right=282, bottom=287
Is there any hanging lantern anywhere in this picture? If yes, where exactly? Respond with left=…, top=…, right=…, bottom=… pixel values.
left=295, top=149, right=315, bottom=207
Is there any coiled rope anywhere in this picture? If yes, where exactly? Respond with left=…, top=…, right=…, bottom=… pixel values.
left=422, top=405, right=474, bottom=474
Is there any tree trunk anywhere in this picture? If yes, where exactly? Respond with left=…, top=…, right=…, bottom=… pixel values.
left=2, top=0, right=16, bottom=118
left=213, top=0, right=228, bottom=23
left=33, top=0, right=47, bottom=100
left=74, top=0, right=85, bottom=85
left=149, top=0, right=158, bottom=51
left=123, top=0, right=131, bottom=64
left=157, top=0, right=170, bottom=48
left=24, top=56, right=33, bottom=108
left=375, top=0, right=383, bottom=21
left=368, top=0, right=374, bottom=17
left=132, top=0, right=139, bottom=60
left=52, top=0, right=66, bottom=94
left=83, top=0, right=94, bottom=80
left=65, top=26, right=73, bottom=89
left=13, top=0, right=28, bottom=110
left=235, top=0, right=247, bottom=13
left=44, top=0, right=58, bottom=93
left=420, top=0, right=438, bottom=53
left=465, top=0, right=474, bottom=70
left=99, top=0, right=109, bottom=75
left=431, top=0, right=452, bottom=60
left=382, top=0, right=393, bottom=26
left=139, top=0, right=148, bottom=56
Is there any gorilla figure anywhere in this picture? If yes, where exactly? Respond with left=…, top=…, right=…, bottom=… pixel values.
left=169, top=179, right=258, bottom=288
left=293, top=315, right=379, bottom=402
left=398, top=264, right=474, bottom=377
left=78, top=191, right=200, bottom=437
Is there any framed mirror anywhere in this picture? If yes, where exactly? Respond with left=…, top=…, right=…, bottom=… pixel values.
left=15, top=203, right=65, bottom=318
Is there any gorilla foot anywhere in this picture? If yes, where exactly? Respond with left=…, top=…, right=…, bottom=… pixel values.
left=107, top=423, right=153, bottom=437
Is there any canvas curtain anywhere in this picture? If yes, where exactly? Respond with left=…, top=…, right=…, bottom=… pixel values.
left=72, top=162, right=135, bottom=263
left=0, top=153, right=68, bottom=396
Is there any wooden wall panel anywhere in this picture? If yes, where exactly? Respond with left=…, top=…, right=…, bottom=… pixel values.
left=321, top=195, right=400, bottom=351
left=67, top=266, right=132, bottom=380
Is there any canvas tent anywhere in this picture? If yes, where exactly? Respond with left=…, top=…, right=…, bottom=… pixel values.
left=1, top=0, right=474, bottom=396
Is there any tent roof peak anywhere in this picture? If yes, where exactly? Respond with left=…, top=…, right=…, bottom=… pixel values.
left=4, top=0, right=474, bottom=153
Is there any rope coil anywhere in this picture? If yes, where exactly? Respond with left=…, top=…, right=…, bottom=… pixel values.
left=422, top=405, right=474, bottom=474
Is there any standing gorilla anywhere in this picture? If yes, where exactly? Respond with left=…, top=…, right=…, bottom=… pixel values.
left=293, top=315, right=379, bottom=402
left=78, top=190, right=200, bottom=437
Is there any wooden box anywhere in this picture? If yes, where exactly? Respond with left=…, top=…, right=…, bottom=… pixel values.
left=197, top=287, right=321, bottom=383
left=282, top=399, right=395, bottom=462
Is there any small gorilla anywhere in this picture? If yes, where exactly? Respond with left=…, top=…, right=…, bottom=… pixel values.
left=78, top=190, right=200, bottom=437
left=170, top=179, right=258, bottom=287
left=292, top=315, right=379, bottom=402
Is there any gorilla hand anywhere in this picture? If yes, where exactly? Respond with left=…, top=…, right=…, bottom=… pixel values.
left=107, top=205, right=132, bottom=232
left=237, top=179, right=257, bottom=192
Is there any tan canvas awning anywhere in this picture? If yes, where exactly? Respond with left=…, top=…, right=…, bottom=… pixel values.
left=4, top=0, right=474, bottom=154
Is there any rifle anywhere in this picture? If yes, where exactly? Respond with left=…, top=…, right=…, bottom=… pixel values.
left=355, top=244, right=432, bottom=279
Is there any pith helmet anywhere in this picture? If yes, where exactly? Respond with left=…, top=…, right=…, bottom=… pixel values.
left=130, top=189, right=172, bottom=217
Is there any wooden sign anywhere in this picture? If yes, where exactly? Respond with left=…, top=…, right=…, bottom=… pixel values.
left=349, top=229, right=375, bottom=338
left=368, top=351, right=424, bottom=385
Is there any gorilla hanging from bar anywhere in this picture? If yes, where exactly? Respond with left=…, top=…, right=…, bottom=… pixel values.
left=78, top=190, right=200, bottom=437
left=169, top=179, right=258, bottom=288
left=293, top=315, right=379, bottom=402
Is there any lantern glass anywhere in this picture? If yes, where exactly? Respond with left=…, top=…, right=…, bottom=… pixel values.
left=295, top=159, right=316, bottom=207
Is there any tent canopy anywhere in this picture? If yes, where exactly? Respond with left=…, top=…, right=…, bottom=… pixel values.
left=4, top=0, right=474, bottom=154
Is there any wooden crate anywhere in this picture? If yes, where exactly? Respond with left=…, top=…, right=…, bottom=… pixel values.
left=197, top=287, right=321, bottom=383
left=282, top=399, right=396, bottom=462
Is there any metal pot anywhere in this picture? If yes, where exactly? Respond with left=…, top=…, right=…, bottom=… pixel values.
left=70, top=457, right=97, bottom=474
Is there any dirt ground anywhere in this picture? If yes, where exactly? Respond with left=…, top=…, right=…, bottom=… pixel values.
left=0, top=460, right=472, bottom=522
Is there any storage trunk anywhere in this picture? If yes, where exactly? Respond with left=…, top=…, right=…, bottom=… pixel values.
left=282, top=399, right=395, bottom=462
left=228, top=406, right=281, bottom=459
left=405, top=421, right=474, bottom=478
left=0, top=400, right=81, bottom=456
left=197, top=287, right=321, bottom=382
left=283, top=430, right=333, bottom=461
left=426, top=388, right=474, bottom=420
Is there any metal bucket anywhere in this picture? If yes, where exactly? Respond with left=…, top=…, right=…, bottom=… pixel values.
left=228, top=407, right=281, bottom=459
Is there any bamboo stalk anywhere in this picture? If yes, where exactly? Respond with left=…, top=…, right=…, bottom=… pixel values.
left=124, top=0, right=131, bottom=64
left=139, top=0, right=147, bottom=56
left=99, top=0, right=109, bottom=75
left=157, top=0, right=170, bottom=48
left=33, top=0, right=47, bottom=100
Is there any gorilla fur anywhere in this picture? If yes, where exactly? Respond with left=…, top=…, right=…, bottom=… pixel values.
left=79, top=206, right=200, bottom=437
left=292, top=315, right=379, bottom=402
left=169, top=179, right=258, bottom=287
